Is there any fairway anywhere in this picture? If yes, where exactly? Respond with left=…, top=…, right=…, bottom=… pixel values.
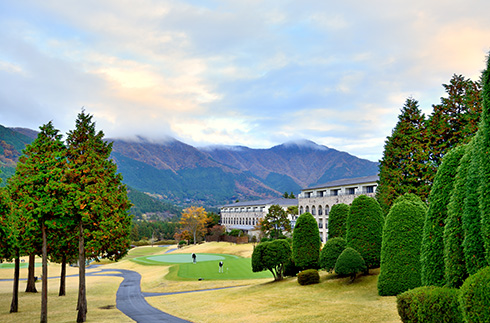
left=132, top=253, right=273, bottom=280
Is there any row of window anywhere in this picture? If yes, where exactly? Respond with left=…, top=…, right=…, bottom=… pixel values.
left=221, top=207, right=265, bottom=213
left=300, top=205, right=330, bottom=216
left=221, top=216, right=258, bottom=226
left=301, top=185, right=376, bottom=198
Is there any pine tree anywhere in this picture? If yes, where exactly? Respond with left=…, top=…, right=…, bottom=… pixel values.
left=421, top=145, right=464, bottom=286
left=65, top=111, right=132, bottom=322
left=377, top=98, right=429, bottom=214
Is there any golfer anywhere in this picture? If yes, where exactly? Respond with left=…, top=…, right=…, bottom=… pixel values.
left=219, top=261, right=223, bottom=273
left=192, top=253, right=196, bottom=264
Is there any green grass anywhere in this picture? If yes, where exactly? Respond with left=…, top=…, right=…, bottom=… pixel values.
left=0, top=262, right=42, bottom=269
left=132, top=253, right=273, bottom=280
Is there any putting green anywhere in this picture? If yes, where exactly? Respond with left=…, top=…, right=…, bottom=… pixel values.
left=132, top=253, right=273, bottom=280
left=0, top=262, right=42, bottom=269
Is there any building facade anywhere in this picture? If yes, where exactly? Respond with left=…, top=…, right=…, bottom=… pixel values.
left=298, top=175, right=379, bottom=242
left=220, top=198, right=298, bottom=236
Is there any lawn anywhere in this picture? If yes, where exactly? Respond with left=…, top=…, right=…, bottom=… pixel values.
left=0, top=243, right=401, bottom=322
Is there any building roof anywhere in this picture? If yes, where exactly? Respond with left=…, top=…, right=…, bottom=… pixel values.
left=221, top=198, right=298, bottom=208
left=303, top=175, right=379, bottom=191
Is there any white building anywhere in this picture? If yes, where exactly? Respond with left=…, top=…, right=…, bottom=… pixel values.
left=220, top=198, right=298, bottom=236
left=298, top=175, right=379, bottom=242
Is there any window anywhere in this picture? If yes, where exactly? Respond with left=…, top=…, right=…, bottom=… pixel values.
left=347, top=187, right=356, bottom=195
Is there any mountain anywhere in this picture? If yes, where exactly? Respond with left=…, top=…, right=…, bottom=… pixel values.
left=108, top=137, right=379, bottom=207
left=0, top=125, right=379, bottom=208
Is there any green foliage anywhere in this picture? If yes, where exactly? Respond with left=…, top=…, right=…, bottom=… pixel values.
left=251, top=239, right=291, bottom=281
left=459, top=266, right=490, bottom=323
left=378, top=197, right=425, bottom=296
left=0, top=186, right=13, bottom=261
left=327, top=203, right=349, bottom=239
left=228, top=229, right=243, bottom=237
left=421, top=146, right=464, bottom=286
left=319, top=237, right=346, bottom=272
left=130, top=220, right=178, bottom=241
left=346, top=195, right=384, bottom=269
left=261, top=204, right=291, bottom=239
left=292, top=212, right=320, bottom=270
left=127, top=187, right=181, bottom=220
left=334, top=247, right=366, bottom=280
left=462, top=135, right=487, bottom=275
left=377, top=98, right=429, bottom=214
left=444, top=144, right=470, bottom=288
left=297, top=269, right=320, bottom=285
left=396, top=286, right=463, bottom=323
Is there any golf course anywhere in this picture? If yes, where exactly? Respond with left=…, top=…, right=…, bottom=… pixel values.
left=0, top=242, right=401, bottom=322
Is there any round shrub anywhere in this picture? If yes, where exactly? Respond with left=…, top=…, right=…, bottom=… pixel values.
left=378, top=197, right=425, bottom=296
left=334, top=247, right=366, bottom=280
left=396, top=286, right=462, bottom=323
left=292, top=212, right=320, bottom=270
left=459, top=266, right=490, bottom=323
left=297, top=269, right=320, bottom=285
left=328, top=203, right=349, bottom=239
left=346, top=195, right=384, bottom=270
left=319, top=237, right=346, bottom=272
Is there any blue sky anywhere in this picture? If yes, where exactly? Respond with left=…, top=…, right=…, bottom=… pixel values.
left=1, top=0, right=489, bottom=161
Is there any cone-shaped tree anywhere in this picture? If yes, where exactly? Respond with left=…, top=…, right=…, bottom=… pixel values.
left=421, top=144, right=465, bottom=286
left=377, top=98, right=429, bottom=214
left=327, top=203, right=349, bottom=239
left=346, top=195, right=384, bottom=271
left=378, top=194, right=426, bottom=296
left=444, top=144, right=470, bottom=288
left=292, top=212, right=320, bottom=270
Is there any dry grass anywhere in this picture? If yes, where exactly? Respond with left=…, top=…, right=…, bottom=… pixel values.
left=0, top=243, right=401, bottom=322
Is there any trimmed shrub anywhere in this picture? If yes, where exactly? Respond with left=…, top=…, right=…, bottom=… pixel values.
left=252, top=239, right=291, bottom=281
left=445, top=144, right=470, bottom=288
left=334, top=247, right=366, bottom=281
left=345, top=195, right=384, bottom=270
left=319, top=237, right=346, bottom=272
left=421, top=145, right=464, bottom=286
left=459, top=266, right=490, bottom=323
left=396, top=286, right=462, bottom=323
left=292, top=212, right=320, bottom=270
left=297, top=269, right=320, bottom=285
left=327, top=203, right=349, bottom=239
left=378, top=196, right=425, bottom=296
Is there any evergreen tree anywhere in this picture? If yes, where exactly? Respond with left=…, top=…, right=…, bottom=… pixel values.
left=377, top=98, right=429, bottom=214
left=421, top=145, right=464, bottom=286
left=346, top=195, right=384, bottom=271
left=378, top=194, right=425, bottom=296
left=319, top=237, right=346, bottom=272
left=292, top=212, right=320, bottom=270
left=8, top=122, right=68, bottom=322
left=427, top=74, right=481, bottom=174
left=327, top=203, right=349, bottom=239
left=65, top=111, right=132, bottom=322
left=444, top=144, right=470, bottom=287
left=261, top=204, right=291, bottom=239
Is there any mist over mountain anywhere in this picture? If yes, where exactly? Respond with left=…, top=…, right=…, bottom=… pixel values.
left=0, top=125, right=378, bottom=208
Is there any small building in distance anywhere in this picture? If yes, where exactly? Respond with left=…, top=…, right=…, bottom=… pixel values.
left=220, top=198, right=298, bottom=237
left=298, top=175, right=379, bottom=242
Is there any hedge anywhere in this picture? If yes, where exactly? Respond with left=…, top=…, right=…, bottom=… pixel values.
left=459, top=266, right=490, bottom=323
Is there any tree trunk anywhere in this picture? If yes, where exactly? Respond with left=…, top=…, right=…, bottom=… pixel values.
left=41, top=223, right=48, bottom=323
left=59, top=254, right=66, bottom=296
left=77, top=221, right=87, bottom=322
left=10, top=250, right=20, bottom=313
left=26, top=253, right=38, bottom=293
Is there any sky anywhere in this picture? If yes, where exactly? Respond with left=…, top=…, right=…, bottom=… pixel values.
left=0, top=1, right=489, bottom=161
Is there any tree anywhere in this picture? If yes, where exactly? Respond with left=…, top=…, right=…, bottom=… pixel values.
left=346, top=195, right=384, bottom=271
left=260, top=204, right=291, bottom=239
left=180, top=206, right=209, bottom=244
left=444, top=144, right=470, bottom=288
left=377, top=98, right=429, bottom=214
left=8, top=122, right=68, bottom=322
left=319, top=237, right=346, bottom=272
left=421, top=145, right=465, bottom=286
left=65, top=111, right=132, bottom=322
left=334, top=247, right=366, bottom=282
left=327, top=203, right=349, bottom=239
left=427, top=74, right=481, bottom=175
left=252, top=239, right=291, bottom=281
left=292, top=212, right=320, bottom=270
left=378, top=194, right=425, bottom=296
left=206, top=212, right=220, bottom=228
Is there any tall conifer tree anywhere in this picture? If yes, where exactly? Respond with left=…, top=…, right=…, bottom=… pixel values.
left=377, top=98, right=428, bottom=214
